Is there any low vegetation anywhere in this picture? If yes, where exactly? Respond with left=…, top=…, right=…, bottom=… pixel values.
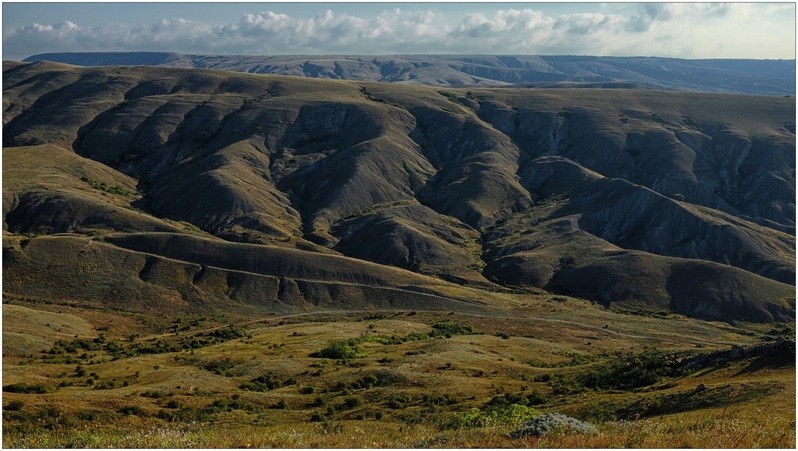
left=2, top=299, right=794, bottom=448
left=80, top=176, right=132, bottom=196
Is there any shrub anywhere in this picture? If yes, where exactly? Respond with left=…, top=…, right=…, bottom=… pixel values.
left=582, top=350, right=674, bottom=390
left=3, top=383, right=53, bottom=394
left=204, top=326, right=245, bottom=341
left=117, top=405, right=146, bottom=416
left=240, top=372, right=280, bottom=391
left=310, top=339, right=364, bottom=359
left=509, top=413, right=595, bottom=438
left=310, top=412, right=326, bottom=422
left=203, top=358, right=238, bottom=375
left=165, top=400, right=181, bottom=409
left=299, top=386, right=315, bottom=394
left=271, top=400, right=287, bottom=410
left=550, top=373, right=584, bottom=395
left=429, top=321, right=479, bottom=338
left=443, top=400, right=541, bottom=430
left=80, top=176, right=132, bottom=196
left=4, top=400, right=24, bottom=411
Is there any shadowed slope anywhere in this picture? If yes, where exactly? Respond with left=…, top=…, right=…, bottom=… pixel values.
left=3, top=61, right=795, bottom=322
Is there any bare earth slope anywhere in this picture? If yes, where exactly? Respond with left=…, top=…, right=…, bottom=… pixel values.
left=2, top=61, right=795, bottom=323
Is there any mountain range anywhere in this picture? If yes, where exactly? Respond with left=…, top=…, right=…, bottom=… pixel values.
left=23, top=52, right=797, bottom=95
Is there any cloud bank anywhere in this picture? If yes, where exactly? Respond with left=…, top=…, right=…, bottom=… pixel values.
left=4, top=4, right=795, bottom=60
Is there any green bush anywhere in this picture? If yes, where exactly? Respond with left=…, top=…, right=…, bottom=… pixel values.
left=429, top=321, right=479, bottom=337
left=240, top=372, right=280, bottom=391
left=310, top=339, right=364, bottom=359
left=204, top=326, right=245, bottom=341
left=80, top=176, right=132, bottom=196
left=582, top=350, right=673, bottom=390
left=203, top=358, right=238, bottom=375
left=550, top=373, right=584, bottom=395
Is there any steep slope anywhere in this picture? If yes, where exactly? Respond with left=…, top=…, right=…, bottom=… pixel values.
left=23, top=53, right=796, bottom=95
left=3, top=233, right=486, bottom=316
left=3, top=144, right=181, bottom=234
left=3, top=61, right=794, bottom=322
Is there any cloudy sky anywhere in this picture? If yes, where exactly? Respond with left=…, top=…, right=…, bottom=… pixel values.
left=2, top=2, right=795, bottom=60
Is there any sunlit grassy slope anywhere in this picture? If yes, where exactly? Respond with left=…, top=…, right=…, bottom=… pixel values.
left=2, top=297, right=794, bottom=448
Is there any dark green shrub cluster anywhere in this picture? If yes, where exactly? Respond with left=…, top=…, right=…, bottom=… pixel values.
left=361, top=332, right=428, bottom=345
left=4, top=400, right=24, bottom=411
left=43, top=327, right=248, bottom=363
left=548, top=350, right=680, bottom=394
left=550, top=373, right=585, bottom=395
left=203, top=357, right=238, bottom=376
left=204, top=326, right=246, bottom=341
left=309, top=412, right=326, bottom=422
left=421, top=394, right=458, bottom=409
left=240, top=372, right=295, bottom=391
left=310, top=325, right=479, bottom=361
left=140, top=390, right=173, bottom=399
left=484, top=391, right=549, bottom=409
left=338, top=397, right=359, bottom=410
left=3, top=405, right=72, bottom=431
left=80, top=176, right=132, bottom=196
left=429, top=321, right=479, bottom=338
left=582, top=350, right=675, bottom=390
left=3, top=383, right=53, bottom=394
left=332, top=370, right=407, bottom=393
left=117, top=405, right=147, bottom=416
left=386, top=393, right=415, bottom=409
left=156, top=397, right=260, bottom=422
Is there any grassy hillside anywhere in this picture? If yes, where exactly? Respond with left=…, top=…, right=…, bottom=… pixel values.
left=2, top=61, right=794, bottom=447
left=3, top=61, right=794, bottom=323
left=2, top=299, right=794, bottom=448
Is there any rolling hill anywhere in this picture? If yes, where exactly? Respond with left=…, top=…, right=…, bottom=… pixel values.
left=22, top=52, right=797, bottom=95
left=2, top=60, right=795, bottom=323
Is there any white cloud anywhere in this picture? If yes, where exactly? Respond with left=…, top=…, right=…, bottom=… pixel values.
left=2, top=4, right=794, bottom=59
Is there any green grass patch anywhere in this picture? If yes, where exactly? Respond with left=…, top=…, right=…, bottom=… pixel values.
left=80, top=176, right=132, bottom=196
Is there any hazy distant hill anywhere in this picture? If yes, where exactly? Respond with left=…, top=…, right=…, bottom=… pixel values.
left=23, top=52, right=796, bottom=95
left=3, top=60, right=795, bottom=323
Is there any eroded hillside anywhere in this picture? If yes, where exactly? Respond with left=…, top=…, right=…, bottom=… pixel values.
left=3, top=61, right=795, bottom=323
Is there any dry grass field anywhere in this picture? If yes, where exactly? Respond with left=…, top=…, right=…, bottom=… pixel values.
left=3, top=294, right=794, bottom=448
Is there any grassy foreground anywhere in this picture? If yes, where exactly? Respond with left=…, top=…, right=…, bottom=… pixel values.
left=3, top=297, right=795, bottom=448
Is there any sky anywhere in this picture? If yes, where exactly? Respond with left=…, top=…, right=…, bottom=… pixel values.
left=2, top=2, right=796, bottom=60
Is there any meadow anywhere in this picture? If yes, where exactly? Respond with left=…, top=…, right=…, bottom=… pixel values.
left=3, top=295, right=794, bottom=448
